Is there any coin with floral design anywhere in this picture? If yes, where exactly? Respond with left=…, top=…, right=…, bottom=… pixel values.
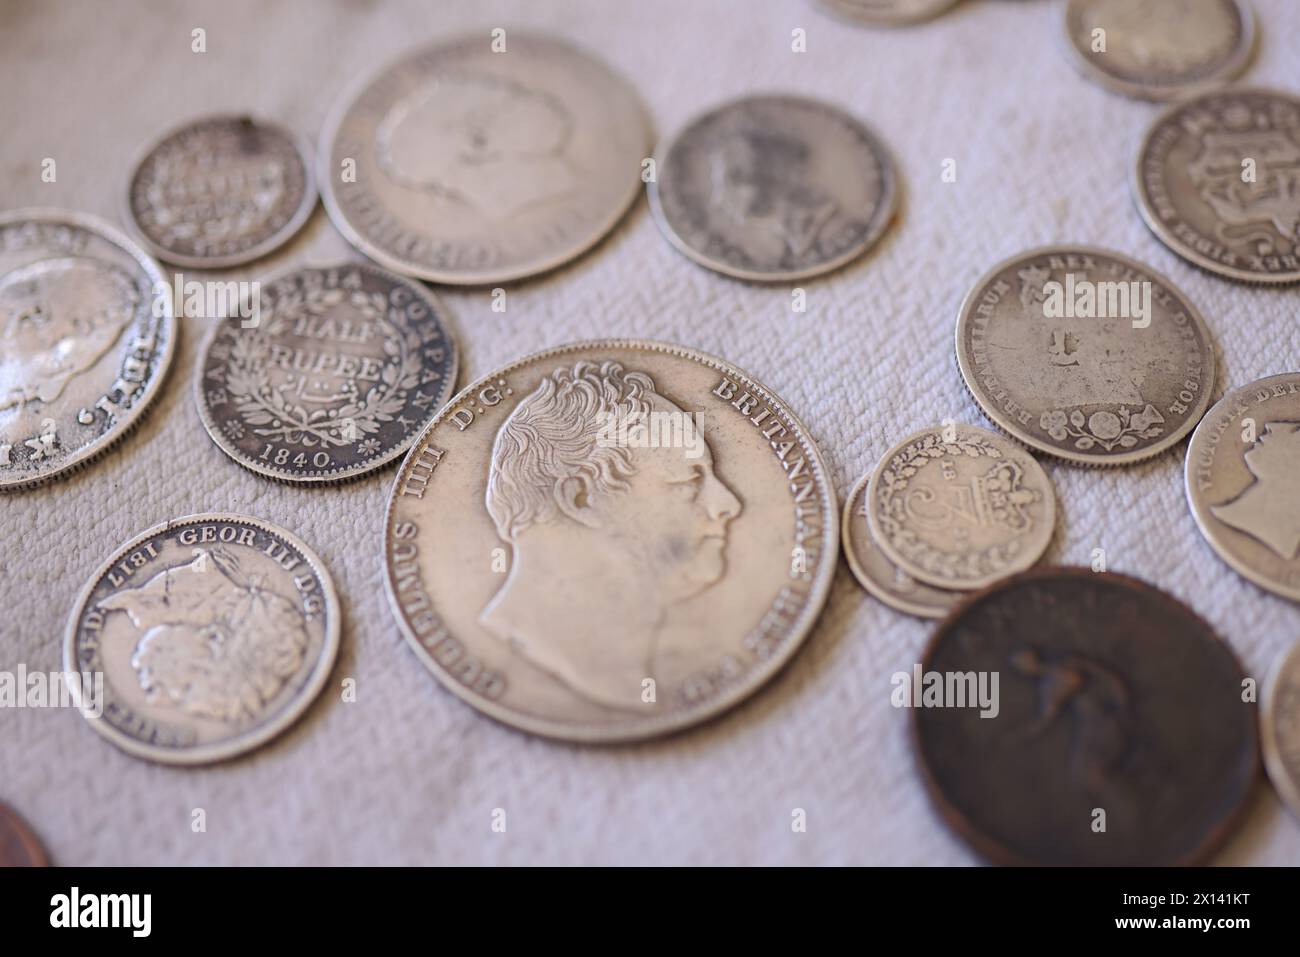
left=196, top=262, right=458, bottom=483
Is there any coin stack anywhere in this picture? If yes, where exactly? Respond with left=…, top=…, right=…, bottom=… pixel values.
left=1, top=0, right=1298, bottom=868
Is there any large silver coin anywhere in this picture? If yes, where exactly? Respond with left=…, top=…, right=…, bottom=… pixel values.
left=956, top=246, right=1216, bottom=466
left=126, top=114, right=317, bottom=268
left=1263, top=640, right=1300, bottom=822
left=64, top=514, right=340, bottom=765
left=1134, top=87, right=1300, bottom=284
left=647, top=95, right=898, bottom=281
left=842, top=470, right=963, bottom=619
left=0, top=209, right=175, bottom=492
left=815, top=0, right=961, bottom=28
left=1062, top=0, right=1254, bottom=101
left=865, top=424, right=1056, bottom=591
left=320, top=32, right=651, bottom=285
left=1185, top=372, right=1300, bottom=601
left=195, top=262, right=459, bottom=484
left=383, top=340, right=837, bottom=742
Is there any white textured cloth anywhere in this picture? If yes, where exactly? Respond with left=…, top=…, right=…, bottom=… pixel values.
left=2, top=0, right=1298, bottom=865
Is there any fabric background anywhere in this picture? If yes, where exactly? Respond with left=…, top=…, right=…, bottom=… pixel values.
left=2, top=0, right=1298, bottom=865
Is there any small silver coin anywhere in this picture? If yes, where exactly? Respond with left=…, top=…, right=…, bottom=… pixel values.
left=1134, top=86, right=1300, bottom=284
left=320, top=32, right=651, bottom=285
left=384, top=339, right=838, bottom=742
left=196, top=262, right=458, bottom=484
left=0, top=209, right=176, bottom=492
left=955, top=245, right=1216, bottom=466
left=842, top=470, right=964, bottom=619
left=126, top=114, right=317, bottom=268
left=1185, top=372, right=1300, bottom=601
left=648, top=95, right=898, bottom=282
left=865, top=424, right=1056, bottom=591
left=64, top=514, right=340, bottom=765
left=1062, top=0, right=1254, bottom=101
left=1262, top=640, right=1300, bottom=822
left=815, top=0, right=961, bottom=27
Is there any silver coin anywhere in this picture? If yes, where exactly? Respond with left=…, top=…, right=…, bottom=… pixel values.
left=63, top=513, right=340, bottom=765
left=320, top=32, right=651, bottom=285
left=647, top=95, right=898, bottom=282
left=1062, top=0, right=1254, bottom=101
left=1185, top=372, right=1300, bottom=601
left=195, top=262, right=459, bottom=484
left=0, top=209, right=176, bottom=492
left=126, top=114, right=317, bottom=268
left=865, top=423, right=1056, bottom=591
left=1134, top=86, right=1300, bottom=284
left=815, top=0, right=960, bottom=27
left=1262, top=640, right=1300, bottom=821
left=842, top=470, right=963, bottom=618
left=956, top=245, right=1216, bottom=466
left=383, top=339, right=837, bottom=742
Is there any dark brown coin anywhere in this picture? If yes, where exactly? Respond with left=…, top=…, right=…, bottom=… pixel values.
left=0, top=801, right=49, bottom=867
left=914, top=567, right=1258, bottom=866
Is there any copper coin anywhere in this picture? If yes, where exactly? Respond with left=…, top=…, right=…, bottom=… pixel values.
left=0, top=802, right=49, bottom=867
left=914, top=567, right=1258, bottom=865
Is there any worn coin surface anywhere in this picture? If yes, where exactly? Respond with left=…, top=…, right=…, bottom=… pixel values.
left=815, top=0, right=960, bottom=27
left=64, top=514, right=340, bottom=765
left=648, top=95, right=897, bottom=281
left=126, top=114, right=316, bottom=268
left=1062, top=0, right=1254, bottom=101
left=1263, top=641, right=1300, bottom=821
left=0, top=802, right=48, bottom=867
left=956, top=246, right=1216, bottom=466
left=0, top=209, right=175, bottom=492
left=865, top=424, right=1056, bottom=592
left=1185, top=372, right=1300, bottom=601
left=384, top=340, right=837, bottom=742
left=1134, top=87, right=1300, bottom=284
left=196, top=262, right=458, bottom=484
left=320, top=32, right=650, bottom=285
left=842, top=470, right=963, bottom=618
left=915, top=567, right=1259, bottom=866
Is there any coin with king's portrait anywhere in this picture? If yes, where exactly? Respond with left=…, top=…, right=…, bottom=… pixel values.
left=1186, top=372, right=1300, bottom=602
left=64, top=514, right=340, bottom=765
left=0, top=209, right=175, bottom=491
left=320, top=32, right=651, bottom=285
left=384, top=340, right=837, bottom=742
left=956, top=246, right=1216, bottom=466
left=648, top=95, right=898, bottom=281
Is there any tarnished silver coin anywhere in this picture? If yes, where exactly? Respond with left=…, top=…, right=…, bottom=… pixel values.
left=384, top=340, right=837, bottom=742
left=956, top=246, right=1216, bottom=466
left=1134, top=87, right=1300, bottom=284
left=1263, top=641, right=1300, bottom=821
left=815, top=0, right=960, bottom=27
left=0, top=209, right=175, bottom=492
left=320, top=32, right=651, bottom=285
left=196, top=262, right=458, bottom=484
left=126, top=114, right=316, bottom=268
left=1062, top=0, right=1254, bottom=101
left=64, top=514, right=340, bottom=765
left=1185, top=372, right=1300, bottom=601
left=865, top=424, right=1056, bottom=591
left=648, top=95, right=898, bottom=281
left=842, top=470, right=963, bottom=619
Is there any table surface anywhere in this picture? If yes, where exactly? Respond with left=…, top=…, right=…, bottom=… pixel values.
left=2, top=0, right=1298, bottom=865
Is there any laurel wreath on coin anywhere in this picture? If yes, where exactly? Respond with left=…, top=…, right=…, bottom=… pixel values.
left=223, top=287, right=422, bottom=448
left=875, top=432, right=1022, bottom=582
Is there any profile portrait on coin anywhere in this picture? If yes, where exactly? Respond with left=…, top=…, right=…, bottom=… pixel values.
left=1210, top=422, right=1300, bottom=560
left=0, top=257, right=140, bottom=411
left=1186, top=124, right=1300, bottom=260
left=98, top=548, right=310, bottom=724
left=376, top=73, right=579, bottom=221
left=479, top=360, right=742, bottom=711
